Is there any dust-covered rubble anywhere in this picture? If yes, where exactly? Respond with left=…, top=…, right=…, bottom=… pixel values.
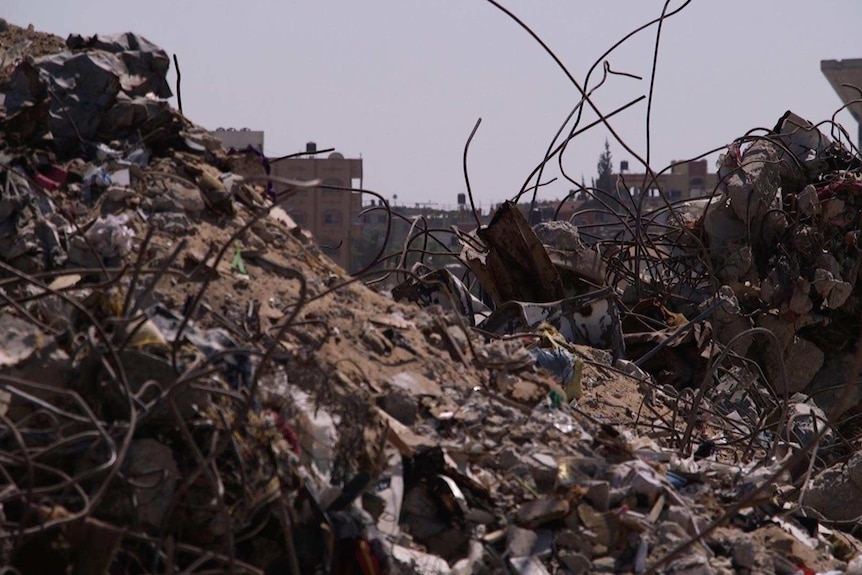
left=0, top=19, right=862, bottom=575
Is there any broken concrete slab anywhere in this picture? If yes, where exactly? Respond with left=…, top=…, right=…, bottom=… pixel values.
left=465, top=201, right=565, bottom=306
left=516, top=497, right=571, bottom=529
left=804, top=451, right=862, bottom=521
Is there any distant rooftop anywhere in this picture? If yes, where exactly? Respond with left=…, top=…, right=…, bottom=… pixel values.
left=821, top=59, right=862, bottom=124
left=209, top=128, right=264, bottom=151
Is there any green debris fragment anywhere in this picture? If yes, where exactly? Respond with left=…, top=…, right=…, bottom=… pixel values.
left=231, top=242, right=248, bottom=275
left=548, top=388, right=564, bottom=409
left=513, top=476, right=540, bottom=498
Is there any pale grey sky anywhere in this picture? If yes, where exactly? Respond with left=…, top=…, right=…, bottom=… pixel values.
left=6, top=1, right=861, bottom=209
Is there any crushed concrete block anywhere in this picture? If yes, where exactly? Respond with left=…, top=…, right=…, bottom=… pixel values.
left=506, top=526, right=553, bottom=559
left=558, top=550, right=590, bottom=574
left=704, top=196, right=747, bottom=252
left=805, top=451, right=862, bottom=521
left=584, top=481, right=610, bottom=512
left=611, top=460, right=664, bottom=506
left=796, top=184, right=820, bottom=218
left=391, top=370, right=442, bottom=397
left=732, top=537, right=756, bottom=569
left=755, top=311, right=795, bottom=354
left=765, top=337, right=824, bottom=395
left=658, top=521, right=690, bottom=546
left=150, top=212, right=191, bottom=233
left=724, top=141, right=781, bottom=226
left=533, top=220, right=585, bottom=251
left=391, top=544, right=452, bottom=574
left=714, top=285, right=753, bottom=356
left=1, top=319, right=70, bottom=420
left=808, top=354, right=862, bottom=420
left=813, top=268, right=852, bottom=309
left=127, top=439, right=179, bottom=529
left=577, top=504, right=619, bottom=554
left=759, top=524, right=825, bottom=573
left=380, top=389, right=418, bottom=426
left=665, top=505, right=700, bottom=537
left=668, top=553, right=716, bottom=575
left=495, top=447, right=523, bottom=470
left=787, top=277, right=813, bottom=316
left=528, top=453, right=559, bottom=492
left=516, top=497, right=570, bottom=529
left=554, top=530, right=592, bottom=556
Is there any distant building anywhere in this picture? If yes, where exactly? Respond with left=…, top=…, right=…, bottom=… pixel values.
left=516, top=199, right=586, bottom=226
left=271, top=142, right=363, bottom=271
left=355, top=199, right=491, bottom=279
left=565, top=159, right=718, bottom=241
left=614, top=158, right=718, bottom=204
left=821, top=59, right=862, bottom=149
left=210, top=128, right=264, bottom=151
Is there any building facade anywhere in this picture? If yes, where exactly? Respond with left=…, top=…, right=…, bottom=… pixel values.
left=564, top=159, right=719, bottom=240
left=210, top=128, right=265, bottom=151
left=615, top=158, right=718, bottom=203
left=271, top=143, right=363, bottom=270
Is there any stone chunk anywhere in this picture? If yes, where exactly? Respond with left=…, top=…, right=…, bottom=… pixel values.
left=380, top=389, right=418, bottom=426
left=732, top=537, right=756, bottom=569
left=127, top=439, right=179, bottom=528
left=506, top=526, right=553, bottom=559
left=667, top=553, right=715, bottom=575
left=558, top=550, right=590, bottom=574
left=805, top=451, right=862, bottom=521
left=611, top=459, right=664, bottom=506
left=516, top=497, right=570, bottom=529
left=577, top=504, right=619, bottom=554
left=724, top=141, right=781, bottom=226
left=391, top=370, right=442, bottom=397
left=765, top=337, right=824, bottom=395
left=533, top=220, right=584, bottom=251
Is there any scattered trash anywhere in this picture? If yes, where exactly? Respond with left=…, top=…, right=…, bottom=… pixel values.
left=231, top=240, right=248, bottom=274
left=83, top=213, right=134, bottom=260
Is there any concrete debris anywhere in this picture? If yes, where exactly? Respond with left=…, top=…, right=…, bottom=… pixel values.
left=0, top=19, right=860, bottom=575
left=804, top=451, right=862, bottom=522
left=124, top=439, right=180, bottom=529
left=515, top=497, right=570, bottom=529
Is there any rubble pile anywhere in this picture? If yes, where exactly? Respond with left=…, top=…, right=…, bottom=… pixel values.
left=2, top=19, right=862, bottom=575
left=699, top=114, right=862, bottom=410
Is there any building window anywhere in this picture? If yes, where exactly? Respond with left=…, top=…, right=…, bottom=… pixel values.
left=690, top=177, right=703, bottom=186
left=323, top=210, right=342, bottom=226
left=322, top=177, right=344, bottom=196
left=669, top=190, right=682, bottom=200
